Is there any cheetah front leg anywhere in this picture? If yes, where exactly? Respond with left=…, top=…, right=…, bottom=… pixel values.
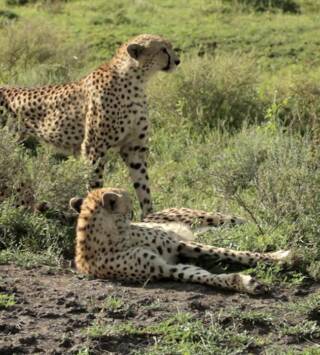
left=177, top=241, right=292, bottom=267
left=120, top=144, right=153, bottom=219
left=95, top=248, right=265, bottom=294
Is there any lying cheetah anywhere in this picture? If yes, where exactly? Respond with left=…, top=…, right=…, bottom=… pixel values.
left=70, top=188, right=292, bottom=294
left=0, top=34, right=180, bottom=217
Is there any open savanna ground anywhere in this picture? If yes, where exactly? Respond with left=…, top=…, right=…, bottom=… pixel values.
left=1, top=0, right=320, bottom=353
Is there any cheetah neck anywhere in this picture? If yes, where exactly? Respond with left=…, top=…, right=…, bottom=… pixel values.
left=109, top=56, right=157, bottom=84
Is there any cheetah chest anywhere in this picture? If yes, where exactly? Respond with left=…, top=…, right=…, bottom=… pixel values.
left=108, top=97, right=148, bottom=148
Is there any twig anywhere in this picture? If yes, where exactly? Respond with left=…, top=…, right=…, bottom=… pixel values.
left=233, top=192, right=265, bottom=235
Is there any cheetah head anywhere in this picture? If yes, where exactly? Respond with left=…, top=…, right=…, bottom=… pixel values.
left=70, top=188, right=133, bottom=230
left=124, top=34, right=180, bottom=74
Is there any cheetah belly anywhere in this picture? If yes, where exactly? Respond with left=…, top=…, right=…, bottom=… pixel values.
left=5, top=86, right=87, bottom=154
left=131, top=224, right=180, bottom=264
left=38, top=111, right=85, bottom=153
left=19, top=105, right=85, bottom=154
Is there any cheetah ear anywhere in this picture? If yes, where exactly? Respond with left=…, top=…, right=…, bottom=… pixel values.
left=101, top=192, right=121, bottom=212
left=69, top=197, right=83, bottom=214
left=127, top=43, right=145, bottom=60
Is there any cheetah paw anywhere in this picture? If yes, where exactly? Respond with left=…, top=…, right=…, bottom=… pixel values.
left=268, top=250, right=295, bottom=266
left=238, top=274, right=269, bottom=295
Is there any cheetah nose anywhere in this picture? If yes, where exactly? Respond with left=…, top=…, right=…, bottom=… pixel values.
left=175, top=59, right=180, bottom=66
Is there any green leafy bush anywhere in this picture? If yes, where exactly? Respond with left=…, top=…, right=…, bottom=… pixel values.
left=31, top=149, right=90, bottom=212
left=0, top=201, right=74, bottom=257
left=209, top=127, right=320, bottom=278
left=6, top=0, right=68, bottom=6
left=267, top=74, right=320, bottom=135
left=226, top=0, right=300, bottom=13
left=0, top=129, right=89, bottom=257
left=0, top=10, right=18, bottom=21
left=0, top=128, right=33, bottom=206
left=149, top=53, right=265, bottom=131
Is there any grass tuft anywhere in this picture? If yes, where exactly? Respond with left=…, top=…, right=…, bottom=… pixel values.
left=0, top=293, right=16, bottom=309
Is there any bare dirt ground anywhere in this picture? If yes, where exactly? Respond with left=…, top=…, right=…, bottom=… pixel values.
left=1, top=264, right=320, bottom=354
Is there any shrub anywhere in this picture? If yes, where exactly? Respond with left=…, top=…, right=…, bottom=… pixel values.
left=0, top=10, right=18, bottom=21
left=149, top=53, right=265, bottom=131
left=6, top=0, right=68, bottom=6
left=0, top=128, right=33, bottom=206
left=6, top=0, right=29, bottom=5
left=269, top=75, right=320, bottom=136
left=149, top=51, right=320, bottom=136
left=225, top=0, right=300, bottom=13
left=209, top=129, right=270, bottom=197
left=209, top=127, right=320, bottom=278
left=0, top=201, right=74, bottom=257
left=0, top=129, right=89, bottom=257
left=0, top=128, right=90, bottom=211
left=30, top=148, right=90, bottom=212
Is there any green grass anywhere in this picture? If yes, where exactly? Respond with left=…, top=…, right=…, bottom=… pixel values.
left=281, top=321, right=320, bottom=341
left=0, top=293, right=16, bottom=309
left=0, top=249, right=59, bottom=267
left=1, top=0, right=320, bottom=72
left=84, top=300, right=320, bottom=354
left=86, top=312, right=257, bottom=354
left=76, top=349, right=90, bottom=355
left=104, top=296, right=125, bottom=311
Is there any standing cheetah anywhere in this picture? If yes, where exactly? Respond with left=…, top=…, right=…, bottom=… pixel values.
left=70, top=188, right=292, bottom=294
left=0, top=34, right=180, bottom=217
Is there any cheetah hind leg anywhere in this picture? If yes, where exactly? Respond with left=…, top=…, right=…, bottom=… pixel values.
left=99, top=248, right=266, bottom=295
left=176, top=241, right=293, bottom=267
left=143, top=207, right=245, bottom=231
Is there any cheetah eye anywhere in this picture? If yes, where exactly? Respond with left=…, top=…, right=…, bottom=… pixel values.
left=161, top=48, right=167, bottom=53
